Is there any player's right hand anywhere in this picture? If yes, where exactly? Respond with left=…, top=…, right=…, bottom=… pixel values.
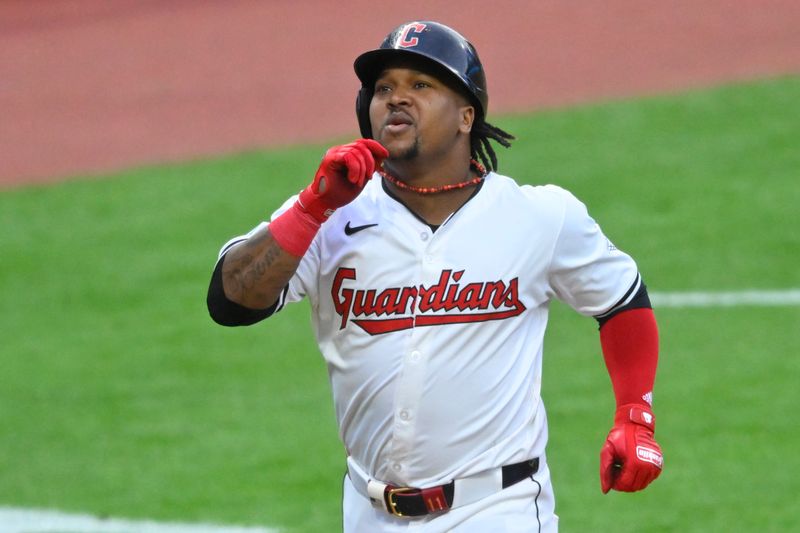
left=298, top=139, right=388, bottom=223
left=600, top=404, right=663, bottom=493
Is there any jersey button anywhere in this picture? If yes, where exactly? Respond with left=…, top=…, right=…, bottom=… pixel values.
left=399, top=409, right=410, bottom=421
left=424, top=254, right=434, bottom=263
left=393, top=463, right=402, bottom=472
left=420, top=232, right=429, bottom=241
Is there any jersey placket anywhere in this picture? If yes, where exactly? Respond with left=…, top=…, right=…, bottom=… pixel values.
left=386, top=220, right=439, bottom=481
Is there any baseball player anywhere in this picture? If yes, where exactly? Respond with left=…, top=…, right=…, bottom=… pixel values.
left=207, top=21, right=663, bottom=532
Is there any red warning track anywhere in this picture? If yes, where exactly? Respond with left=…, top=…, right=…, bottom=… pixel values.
left=1, top=0, right=799, bottom=187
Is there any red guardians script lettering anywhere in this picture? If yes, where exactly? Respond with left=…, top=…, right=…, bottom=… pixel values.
left=331, top=268, right=526, bottom=335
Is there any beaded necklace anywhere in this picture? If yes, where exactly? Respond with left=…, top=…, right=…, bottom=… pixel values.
left=379, top=159, right=487, bottom=195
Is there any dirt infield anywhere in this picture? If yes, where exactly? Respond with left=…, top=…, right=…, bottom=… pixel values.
left=2, top=0, right=799, bottom=187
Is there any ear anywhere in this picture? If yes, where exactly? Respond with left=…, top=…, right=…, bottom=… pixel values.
left=459, top=105, right=475, bottom=134
left=356, top=87, right=374, bottom=138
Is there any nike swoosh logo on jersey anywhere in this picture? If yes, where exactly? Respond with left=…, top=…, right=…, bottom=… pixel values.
left=344, top=222, right=378, bottom=236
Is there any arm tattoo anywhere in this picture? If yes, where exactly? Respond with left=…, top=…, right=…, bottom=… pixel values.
left=241, top=242, right=281, bottom=290
left=223, top=232, right=297, bottom=305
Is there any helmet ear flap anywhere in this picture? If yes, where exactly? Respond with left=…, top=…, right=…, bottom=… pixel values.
left=356, top=87, right=373, bottom=139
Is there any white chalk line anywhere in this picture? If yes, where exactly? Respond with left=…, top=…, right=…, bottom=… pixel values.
left=0, top=507, right=278, bottom=533
left=650, top=289, right=800, bottom=307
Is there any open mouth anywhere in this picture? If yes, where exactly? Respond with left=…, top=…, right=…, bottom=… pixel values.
left=383, top=112, right=414, bottom=134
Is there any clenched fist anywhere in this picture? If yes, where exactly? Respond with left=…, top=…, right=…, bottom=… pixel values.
left=298, top=139, right=389, bottom=223
left=600, top=404, right=663, bottom=494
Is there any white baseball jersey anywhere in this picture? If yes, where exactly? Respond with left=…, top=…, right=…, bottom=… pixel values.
left=219, top=172, right=639, bottom=490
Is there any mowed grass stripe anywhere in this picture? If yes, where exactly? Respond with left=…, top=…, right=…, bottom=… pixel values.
left=1, top=75, right=798, bottom=533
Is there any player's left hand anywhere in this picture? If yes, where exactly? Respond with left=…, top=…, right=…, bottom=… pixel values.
left=600, top=404, right=663, bottom=493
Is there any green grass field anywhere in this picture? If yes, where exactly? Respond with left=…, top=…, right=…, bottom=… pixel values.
left=1, top=75, right=799, bottom=532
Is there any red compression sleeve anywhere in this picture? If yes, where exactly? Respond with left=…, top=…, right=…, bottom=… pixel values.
left=599, top=308, right=659, bottom=407
left=267, top=203, right=321, bottom=258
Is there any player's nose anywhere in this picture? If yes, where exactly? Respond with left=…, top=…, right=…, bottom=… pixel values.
left=388, top=85, right=412, bottom=106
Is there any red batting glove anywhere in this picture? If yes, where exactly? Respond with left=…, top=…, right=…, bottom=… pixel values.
left=297, top=139, right=388, bottom=223
left=269, top=139, right=388, bottom=256
left=600, top=404, right=663, bottom=494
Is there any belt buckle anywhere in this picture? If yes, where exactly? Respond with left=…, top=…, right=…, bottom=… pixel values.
left=386, top=486, right=416, bottom=517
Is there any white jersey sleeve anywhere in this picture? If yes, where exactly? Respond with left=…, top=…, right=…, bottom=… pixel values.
left=544, top=186, right=639, bottom=316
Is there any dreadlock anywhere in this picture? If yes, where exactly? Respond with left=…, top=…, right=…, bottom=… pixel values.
left=470, top=119, right=515, bottom=172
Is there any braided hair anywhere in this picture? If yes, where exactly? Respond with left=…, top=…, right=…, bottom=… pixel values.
left=470, top=119, right=514, bottom=172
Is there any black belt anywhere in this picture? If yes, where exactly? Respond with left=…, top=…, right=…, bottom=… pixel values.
left=381, top=458, right=540, bottom=517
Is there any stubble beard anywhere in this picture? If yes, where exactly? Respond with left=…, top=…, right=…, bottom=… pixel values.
left=393, top=137, right=420, bottom=162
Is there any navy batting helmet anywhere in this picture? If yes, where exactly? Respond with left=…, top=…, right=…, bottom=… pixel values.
left=354, top=21, right=488, bottom=139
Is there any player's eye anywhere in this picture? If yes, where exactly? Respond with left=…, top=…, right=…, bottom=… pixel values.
left=414, top=81, right=431, bottom=89
left=374, top=83, right=392, bottom=93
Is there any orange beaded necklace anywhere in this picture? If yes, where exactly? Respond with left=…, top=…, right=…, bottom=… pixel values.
left=380, top=159, right=487, bottom=195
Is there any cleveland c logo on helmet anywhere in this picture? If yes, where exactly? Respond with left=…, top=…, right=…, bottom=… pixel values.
left=398, top=23, right=427, bottom=48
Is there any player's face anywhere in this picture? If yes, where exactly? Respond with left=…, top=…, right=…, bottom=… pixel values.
left=369, top=64, right=474, bottom=161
